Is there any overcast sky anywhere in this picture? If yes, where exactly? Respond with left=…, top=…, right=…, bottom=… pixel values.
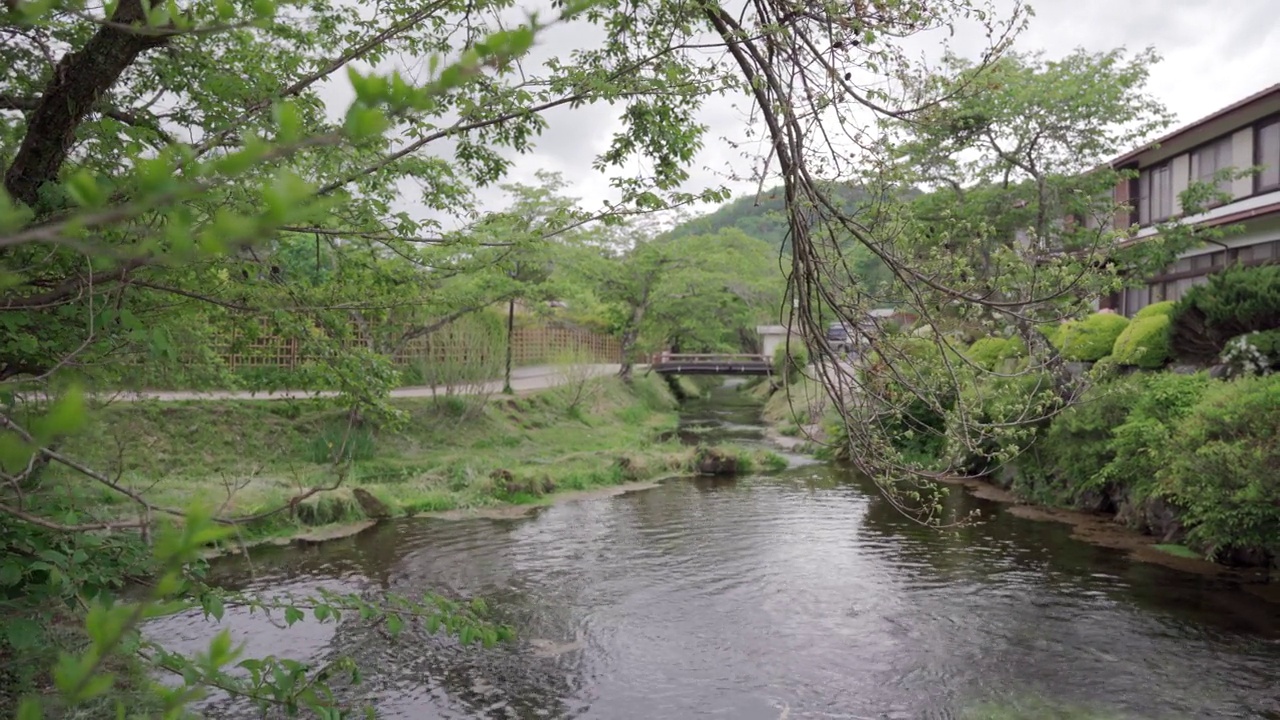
left=352, top=0, right=1280, bottom=225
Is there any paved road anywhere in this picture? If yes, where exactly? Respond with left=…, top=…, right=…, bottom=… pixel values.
left=109, top=364, right=630, bottom=403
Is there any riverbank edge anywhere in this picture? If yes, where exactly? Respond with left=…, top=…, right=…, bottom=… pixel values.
left=204, top=474, right=681, bottom=560
left=748, top=377, right=1277, bottom=591
left=166, top=376, right=783, bottom=561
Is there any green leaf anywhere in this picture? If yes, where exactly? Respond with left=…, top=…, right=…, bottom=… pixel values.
left=385, top=613, right=404, bottom=636
left=208, top=629, right=234, bottom=665
left=343, top=106, right=388, bottom=140
left=204, top=593, right=225, bottom=622
left=5, top=618, right=42, bottom=650
left=284, top=606, right=304, bottom=626
left=31, top=385, right=86, bottom=443
left=0, top=562, right=22, bottom=586
left=64, top=170, right=105, bottom=208
left=273, top=101, right=302, bottom=142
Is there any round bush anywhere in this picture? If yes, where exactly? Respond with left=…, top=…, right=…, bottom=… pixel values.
left=966, top=336, right=1027, bottom=370
left=1043, top=322, right=1071, bottom=351
left=1134, top=301, right=1175, bottom=320
left=1111, top=315, right=1172, bottom=369
left=1058, top=312, right=1129, bottom=362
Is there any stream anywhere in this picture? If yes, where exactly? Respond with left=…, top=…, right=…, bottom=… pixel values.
left=148, top=384, right=1280, bottom=719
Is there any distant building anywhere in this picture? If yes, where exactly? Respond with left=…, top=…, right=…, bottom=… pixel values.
left=756, top=324, right=797, bottom=359
left=1096, top=84, right=1280, bottom=315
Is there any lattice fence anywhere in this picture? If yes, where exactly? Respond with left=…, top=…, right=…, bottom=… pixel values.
left=216, top=321, right=620, bottom=370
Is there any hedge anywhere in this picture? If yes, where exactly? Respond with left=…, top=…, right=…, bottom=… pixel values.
left=1058, top=312, right=1129, bottom=362
left=1111, top=315, right=1172, bottom=369
left=966, top=336, right=1027, bottom=371
left=1166, top=373, right=1280, bottom=559
left=1134, top=301, right=1175, bottom=320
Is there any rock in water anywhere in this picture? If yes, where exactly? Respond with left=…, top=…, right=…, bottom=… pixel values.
left=353, top=487, right=391, bottom=520
left=696, top=449, right=738, bottom=476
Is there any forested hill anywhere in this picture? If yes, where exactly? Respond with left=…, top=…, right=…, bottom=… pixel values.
left=665, top=181, right=923, bottom=246
left=665, top=183, right=904, bottom=290
left=666, top=183, right=873, bottom=247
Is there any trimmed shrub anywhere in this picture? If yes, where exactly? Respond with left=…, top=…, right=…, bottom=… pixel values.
left=1111, top=315, right=1172, bottom=369
left=1043, top=322, right=1071, bottom=350
left=1171, top=264, right=1280, bottom=362
left=1165, top=374, right=1280, bottom=560
left=965, top=336, right=1027, bottom=371
left=1134, top=301, right=1175, bottom=320
left=1058, top=312, right=1129, bottom=362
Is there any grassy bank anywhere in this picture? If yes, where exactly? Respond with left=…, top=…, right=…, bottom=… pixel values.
left=754, top=373, right=840, bottom=455
left=43, top=374, right=783, bottom=546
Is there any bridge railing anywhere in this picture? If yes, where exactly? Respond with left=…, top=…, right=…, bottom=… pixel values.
left=650, top=352, right=770, bottom=365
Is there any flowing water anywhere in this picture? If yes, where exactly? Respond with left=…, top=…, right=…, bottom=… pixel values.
left=150, top=385, right=1280, bottom=719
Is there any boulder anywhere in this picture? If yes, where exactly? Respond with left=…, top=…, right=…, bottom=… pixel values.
left=1075, top=487, right=1115, bottom=514
left=1217, top=546, right=1273, bottom=569
left=352, top=488, right=391, bottom=520
left=696, top=449, right=739, bottom=476
left=1115, top=495, right=1184, bottom=543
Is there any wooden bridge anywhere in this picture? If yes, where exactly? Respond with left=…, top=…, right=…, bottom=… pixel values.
left=649, top=352, right=773, bottom=376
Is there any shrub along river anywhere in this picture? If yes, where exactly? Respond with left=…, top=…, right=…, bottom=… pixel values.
left=149, top=384, right=1280, bottom=719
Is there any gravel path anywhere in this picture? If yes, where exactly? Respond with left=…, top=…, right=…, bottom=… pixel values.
left=107, top=364, right=631, bottom=402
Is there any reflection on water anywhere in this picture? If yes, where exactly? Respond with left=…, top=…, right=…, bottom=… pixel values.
left=148, top=388, right=1280, bottom=719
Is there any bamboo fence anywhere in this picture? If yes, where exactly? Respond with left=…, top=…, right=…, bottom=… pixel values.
left=218, top=322, right=620, bottom=370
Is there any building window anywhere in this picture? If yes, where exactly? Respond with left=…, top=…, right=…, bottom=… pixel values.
left=1190, top=135, right=1234, bottom=205
left=1124, top=286, right=1149, bottom=316
left=1257, top=119, right=1280, bottom=193
left=1138, top=163, right=1174, bottom=225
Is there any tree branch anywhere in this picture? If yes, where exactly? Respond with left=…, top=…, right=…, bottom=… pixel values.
left=3, top=0, right=169, bottom=208
left=0, top=92, right=174, bottom=144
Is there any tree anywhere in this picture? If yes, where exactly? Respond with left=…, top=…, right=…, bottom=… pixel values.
left=4, top=0, right=1182, bottom=710
left=785, top=48, right=1246, bottom=508
left=565, top=226, right=783, bottom=380
left=643, top=229, right=783, bottom=353
left=0, top=0, right=739, bottom=712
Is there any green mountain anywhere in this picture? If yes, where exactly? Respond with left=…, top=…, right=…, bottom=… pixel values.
left=667, top=183, right=874, bottom=248
left=666, top=183, right=899, bottom=291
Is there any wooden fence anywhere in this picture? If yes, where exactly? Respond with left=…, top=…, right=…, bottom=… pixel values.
left=219, top=323, right=620, bottom=371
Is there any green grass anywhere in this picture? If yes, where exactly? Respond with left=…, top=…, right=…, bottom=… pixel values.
left=1153, top=543, right=1202, bottom=559
left=43, top=375, right=779, bottom=544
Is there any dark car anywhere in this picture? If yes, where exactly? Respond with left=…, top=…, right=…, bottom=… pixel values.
left=826, top=322, right=853, bottom=353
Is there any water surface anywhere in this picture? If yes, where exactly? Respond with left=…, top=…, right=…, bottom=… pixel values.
left=150, top=388, right=1280, bottom=719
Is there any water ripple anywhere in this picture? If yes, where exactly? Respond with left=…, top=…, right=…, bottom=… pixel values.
left=157, top=456, right=1280, bottom=720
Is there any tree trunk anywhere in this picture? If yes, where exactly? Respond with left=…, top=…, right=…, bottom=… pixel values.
left=617, top=302, right=647, bottom=383
left=4, top=0, right=167, bottom=209
left=503, top=297, right=515, bottom=393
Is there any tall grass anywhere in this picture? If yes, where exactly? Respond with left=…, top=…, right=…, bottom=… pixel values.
left=407, top=318, right=507, bottom=420
left=552, top=345, right=605, bottom=417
